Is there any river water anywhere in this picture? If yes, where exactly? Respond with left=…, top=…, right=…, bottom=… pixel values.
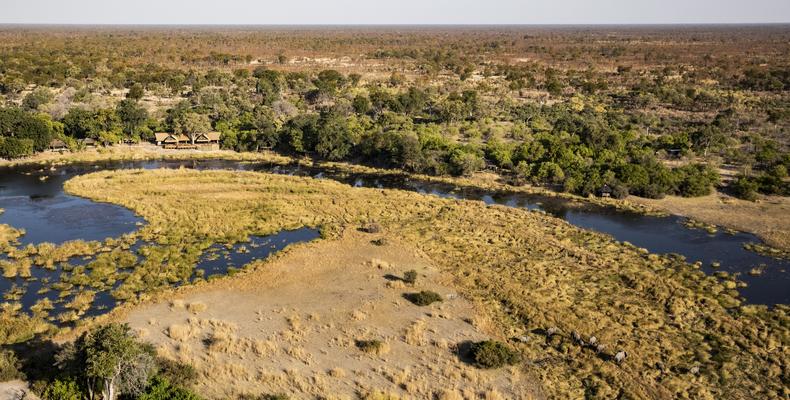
left=0, top=159, right=786, bottom=311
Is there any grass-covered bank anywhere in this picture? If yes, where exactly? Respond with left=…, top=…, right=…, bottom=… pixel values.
left=6, top=146, right=790, bottom=252
left=60, top=169, right=787, bottom=399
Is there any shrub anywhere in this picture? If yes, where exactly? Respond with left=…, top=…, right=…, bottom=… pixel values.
left=448, top=147, right=485, bottom=176
left=0, top=350, right=22, bottom=382
left=138, top=376, right=203, bottom=400
left=402, top=269, right=418, bottom=285
left=260, top=394, right=290, bottom=400
left=42, top=379, right=81, bottom=400
left=156, top=358, right=197, bottom=388
left=731, top=175, right=759, bottom=201
left=673, top=164, right=719, bottom=197
left=610, top=182, right=629, bottom=199
left=355, top=339, right=389, bottom=355
left=404, top=290, right=442, bottom=306
left=360, top=222, right=382, bottom=234
left=469, top=340, right=521, bottom=369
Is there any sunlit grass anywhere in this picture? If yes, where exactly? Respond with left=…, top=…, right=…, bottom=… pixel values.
left=57, top=168, right=789, bottom=399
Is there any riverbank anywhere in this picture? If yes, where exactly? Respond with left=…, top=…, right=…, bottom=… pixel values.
left=57, top=168, right=787, bottom=399
left=630, top=192, right=790, bottom=252
left=3, top=146, right=788, bottom=252
left=0, top=144, right=293, bottom=168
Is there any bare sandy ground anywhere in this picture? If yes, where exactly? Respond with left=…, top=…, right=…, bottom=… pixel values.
left=630, top=192, right=790, bottom=250
left=125, top=229, right=540, bottom=399
left=0, top=381, right=37, bottom=400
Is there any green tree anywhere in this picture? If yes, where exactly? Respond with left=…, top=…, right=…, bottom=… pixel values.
left=127, top=83, right=145, bottom=101
left=448, top=147, right=485, bottom=176
left=116, top=99, right=149, bottom=139
left=315, top=111, right=355, bottom=160
left=0, top=107, right=54, bottom=152
left=22, top=87, right=54, bottom=111
left=352, top=95, right=371, bottom=115
left=56, top=323, right=156, bottom=400
left=313, top=70, right=345, bottom=95
left=174, top=113, right=211, bottom=142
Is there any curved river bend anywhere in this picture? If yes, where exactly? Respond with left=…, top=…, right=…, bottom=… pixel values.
left=0, top=159, right=787, bottom=313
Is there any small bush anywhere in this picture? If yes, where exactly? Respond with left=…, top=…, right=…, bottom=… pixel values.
left=260, top=394, right=290, bottom=400
left=404, top=290, right=442, bottom=306
left=469, top=340, right=521, bottom=369
left=402, top=269, right=418, bottom=285
left=355, top=339, right=389, bottom=355
left=731, top=175, right=759, bottom=201
left=42, top=379, right=81, bottom=400
left=156, top=357, right=198, bottom=388
left=360, top=222, right=382, bottom=233
left=610, top=182, right=629, bottom=199
left=138, top=376, right=203, bottom=400
left=0, top=350, right=23, bottom=381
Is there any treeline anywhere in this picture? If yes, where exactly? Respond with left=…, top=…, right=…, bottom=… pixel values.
left=2, top=63, right=788, bottom=200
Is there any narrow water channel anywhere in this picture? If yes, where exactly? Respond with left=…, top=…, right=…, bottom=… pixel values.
left=0, top=159, right=786, bottom=311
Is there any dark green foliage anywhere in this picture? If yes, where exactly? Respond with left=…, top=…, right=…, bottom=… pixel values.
left=352, top=95, right=371, bottom=115
left=404, top=290, right=442, bottom=306
left=56, top=323, right=156, bottom=400
left=469, top=340, right=521, bottom=369
left=673, top=164, right=719, bottom=197
left=610, top=182, right=629, bottom=199
left=138, top=377, right=203, bottom=400
left=731, top=175, right=759, bottom=201
left=22, top=88, right=54, bottom=111
left=42, top=379, right=81, bottom=400
left=155, top=358, right=198, bottom=388
left=0, top=107, right=54, bottom=152
left=739, top=68, right=790, bottom=91
left=448, top=147, right=485, bottom=176
left=314, top=110, right=355, bottom=160
left=117, top=99, right=149, bottom=139
left=0, top=137, right=35, bottom=159
left=313, top=70, right=345, bottom=94
left=127, top=83, right=145, bottom=100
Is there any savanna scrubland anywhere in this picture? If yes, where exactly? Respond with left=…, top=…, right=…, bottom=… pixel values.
left=0, top=26, right=788, bottom=399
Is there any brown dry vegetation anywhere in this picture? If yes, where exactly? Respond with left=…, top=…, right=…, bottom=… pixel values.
left=64, top=168, right=789, bottom=399
left=124, top=229, right=534, bottom=399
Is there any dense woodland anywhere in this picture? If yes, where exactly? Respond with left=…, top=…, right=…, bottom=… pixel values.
left=1, top=26, right=788, bottom=200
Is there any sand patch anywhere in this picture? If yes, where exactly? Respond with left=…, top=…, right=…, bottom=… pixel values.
left=125, top=230, right=537, bottom=399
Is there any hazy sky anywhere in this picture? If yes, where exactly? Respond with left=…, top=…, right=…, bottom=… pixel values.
left=2, top=0, right=789, bottom=25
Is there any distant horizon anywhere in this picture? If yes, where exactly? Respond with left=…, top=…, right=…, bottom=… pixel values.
left=1, top=22, right=789, bottom=27
left=3, top=0, right=790, bottom=25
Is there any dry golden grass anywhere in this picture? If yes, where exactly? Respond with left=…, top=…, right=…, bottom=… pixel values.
left=64, top=168, right=788, bottom=400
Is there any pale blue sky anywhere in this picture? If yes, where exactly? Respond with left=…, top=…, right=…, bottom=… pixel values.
left=2, top=0, right=789, bottom=24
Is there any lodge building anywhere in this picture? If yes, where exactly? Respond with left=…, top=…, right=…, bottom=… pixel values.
left=154, top=132, right=221, bottom=150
